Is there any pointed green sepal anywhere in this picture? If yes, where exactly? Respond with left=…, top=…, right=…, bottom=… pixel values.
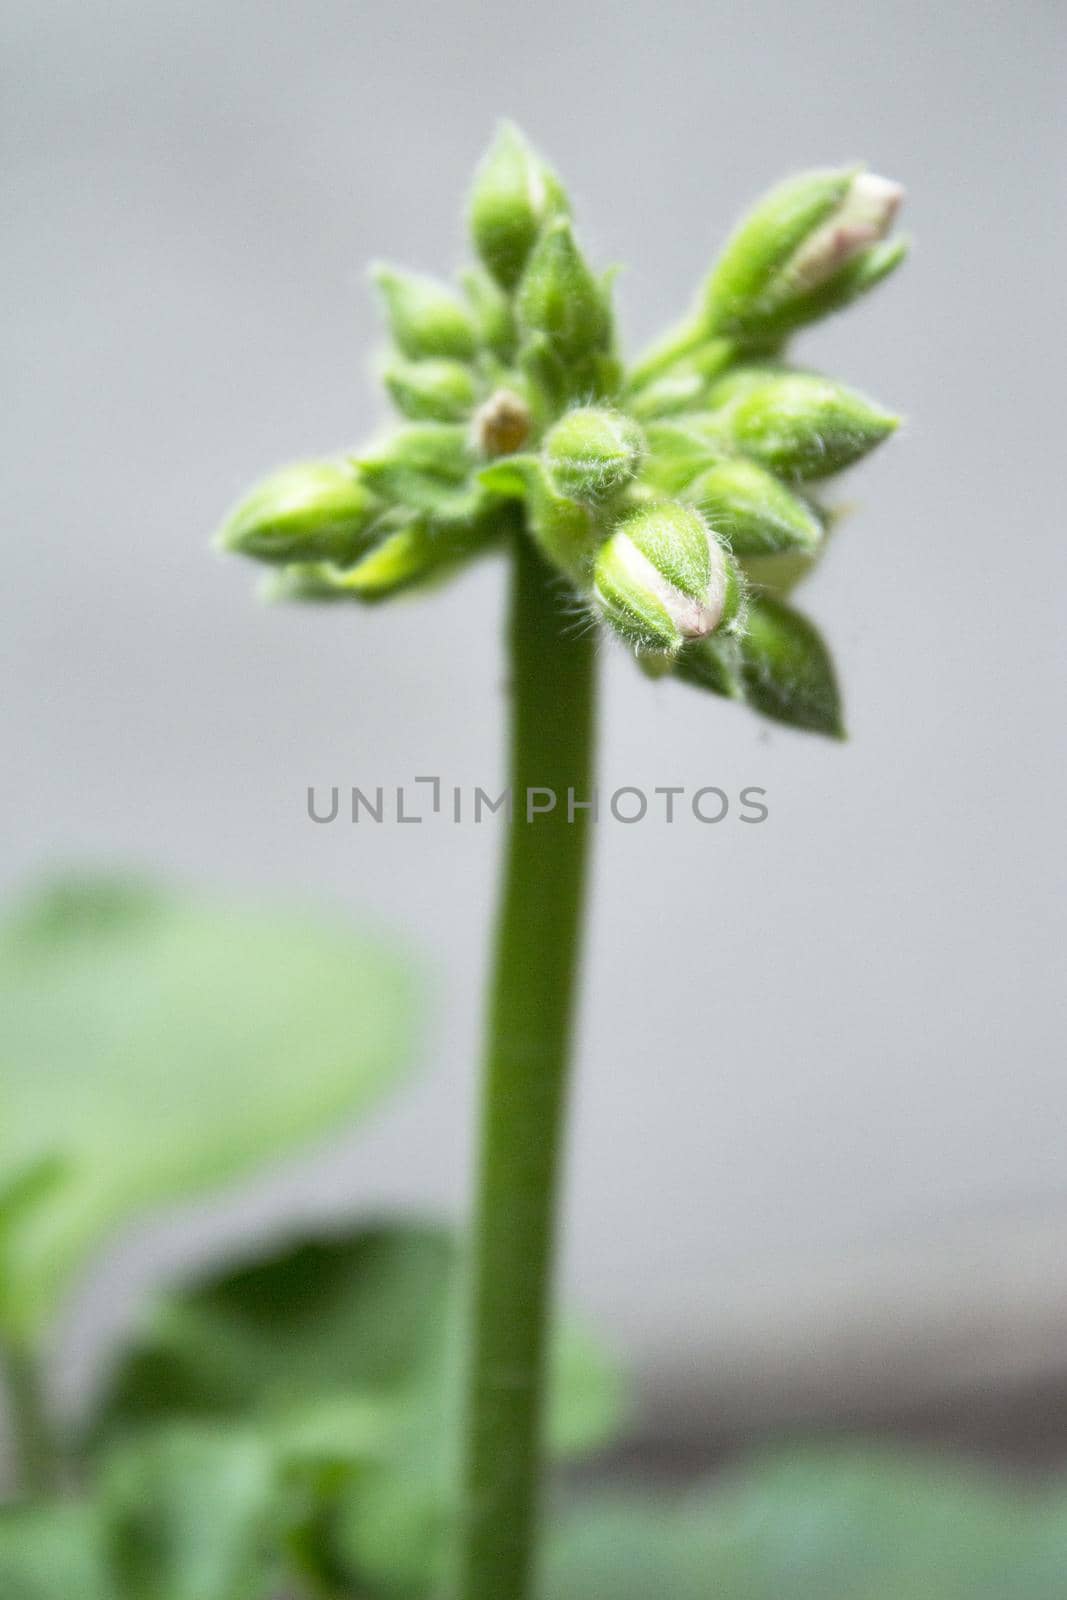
left=372, top=265, right=479, bottom=361
left=215, top=460, right=384, bottom=566
left=721, top=373, right=899, bottom=480
left=468, top=122, right=569, bottom=290
left=383, top=358, right=478, bottom=422
left=686, top=459, right=823, bottom=556
left=543, top=408, right=645, bottom=501
left=738, top=593, right=845, bottom=736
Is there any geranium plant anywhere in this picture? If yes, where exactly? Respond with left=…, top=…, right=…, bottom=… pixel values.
left=217, top=124, right=906, bottom=1600
left=24, top=129, right=1062, bottom=1600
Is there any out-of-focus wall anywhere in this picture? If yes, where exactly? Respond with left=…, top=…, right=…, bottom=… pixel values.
left=3, top=0, right=1065, bottom=1426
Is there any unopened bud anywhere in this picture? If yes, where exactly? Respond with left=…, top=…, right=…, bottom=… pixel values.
left=516, top=221, right=610, bottom=367
left=594, top=503, right=736, bottom=656
left=384, top=358, right=478, bottom=422
left=686, top=459, right=822, bottom=556
left=216, top=461, right=382, bottom=566
left=468, top=122, right=568, bottom=291
left=474, top=388, right=532, bottom=458
left=721, top=373, right=899, bottom=480
left=706, top=166, right=905, bottom=339
left=543, top=408, right=645, bottom=500
left=785, top=172, right=903, bottom=293
left=372, top=266, right=478, bottom=361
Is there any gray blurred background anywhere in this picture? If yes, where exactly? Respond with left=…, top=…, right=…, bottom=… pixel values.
left=4, top=0, right=1066, bottom=1454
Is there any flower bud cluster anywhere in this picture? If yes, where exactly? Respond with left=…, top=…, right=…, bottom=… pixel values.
left=217, top=128, right=905, bottom=734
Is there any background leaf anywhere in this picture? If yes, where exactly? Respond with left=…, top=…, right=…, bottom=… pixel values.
left=101, top=1426, right=281, bottom=1600
left=0, top=877, right=417, bottom=1340
left=91, top=1222, right=624, bottom=1597
left=545, top=1446, right=1067, bottom=1600
left=0, top=1501, right=115, bottom=1600
left=92, top=1226, right=454, bottom=1441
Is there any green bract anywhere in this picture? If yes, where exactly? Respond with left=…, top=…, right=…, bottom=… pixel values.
left=217, top=125, right=906, bottom=736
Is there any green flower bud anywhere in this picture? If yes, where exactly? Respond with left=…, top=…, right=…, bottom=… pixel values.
left=686, top=459, right=822, bottom=556
left=383, top=358, right=478, bottom=422
left=721, top=373, right=899, bottom=480
left=372, top=265, right=478, bottom=361
left=357, top=425, right=476, bottom=518
left=516, top=221, right=610, bottom=368
left=468, top=122, right=568, bottom=291
left=594, top=503, right=735, bottom=656
left=706, top=167, right=905, bottom=340
left=543, top=408, right=645, bottom=501
left=215, top=460, right=383, bottom=566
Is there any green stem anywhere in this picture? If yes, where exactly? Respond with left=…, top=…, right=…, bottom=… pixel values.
left=626, top=312, right=708, bottom=391
left=2, top=1338, right=57, bottom=1497
left=457, top=530, right=597, bottom=1600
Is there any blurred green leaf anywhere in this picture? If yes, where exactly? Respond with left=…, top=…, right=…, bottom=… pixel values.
left=9, top=1442, right=1067, bottom=1600
left=101, top=1426, right=281, bottom=1600
left=0, top=878, right=417, bottom=1339
left=545, top=1446, right=1067, bottom=1600
left=91, top=1223, right=624, bottom=1597
left=93, top=1227, right=453, bottom=1441
left=92, top=1224, right=622, bottom=1458
left=0, top=1501, right=115, bottom=1600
